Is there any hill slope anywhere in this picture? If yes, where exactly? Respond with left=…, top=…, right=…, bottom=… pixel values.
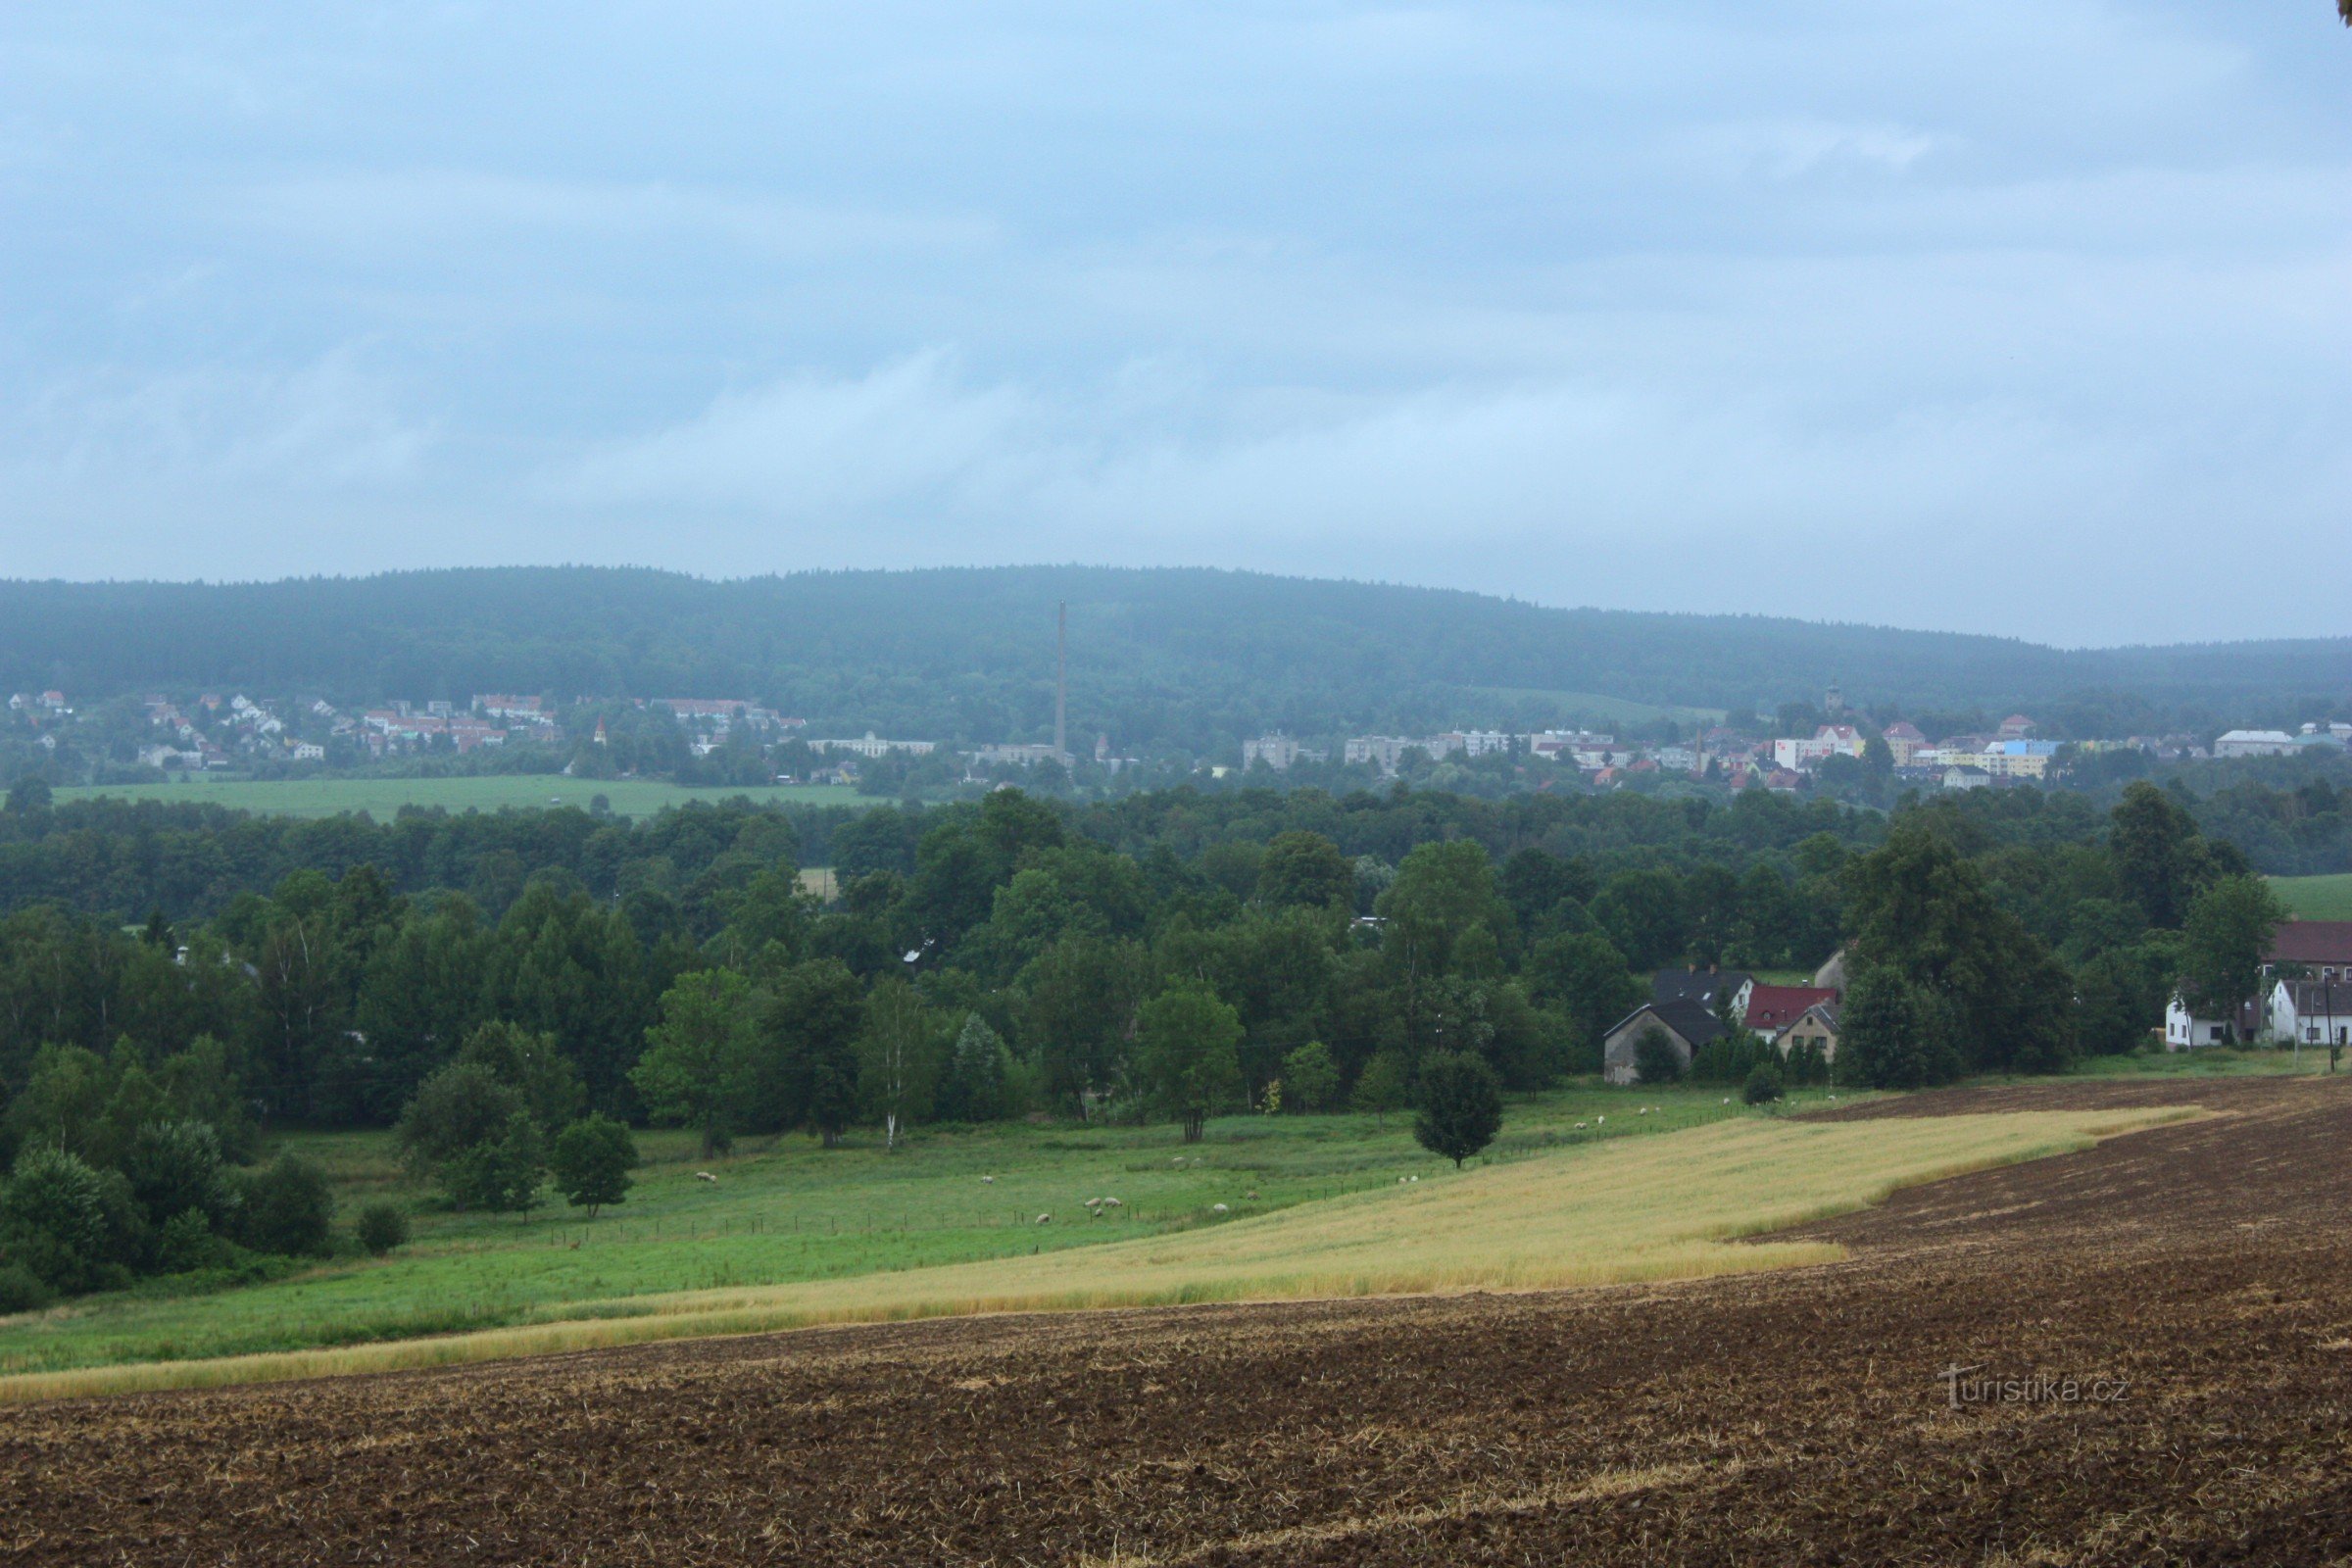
left=0, top=567, right=2342, bottom=745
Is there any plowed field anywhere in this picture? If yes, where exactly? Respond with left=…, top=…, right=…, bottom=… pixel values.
left=7, top=1076, right=2350, bottom=1565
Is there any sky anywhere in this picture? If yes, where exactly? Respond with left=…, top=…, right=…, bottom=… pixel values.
left=2, top=3, right=2347, bottom=645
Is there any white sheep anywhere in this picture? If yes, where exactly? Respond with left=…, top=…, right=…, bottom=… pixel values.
left=1574, top=1121, right=1588, bottom=1130
left=1595, top=1114, right=1605, bottom=1124
left=1638, top=1107, right=1649, bottom=1116
left=694, top=1171, right=717, bottom=1183
left=1036, top=1212, right=1052, bottom=1225
left=1211, top=1202, right=1229, bottom=1214
left=1102, top=1197, right=1122, bottom=1207
left=981, top=1175, right=995, bottom=1184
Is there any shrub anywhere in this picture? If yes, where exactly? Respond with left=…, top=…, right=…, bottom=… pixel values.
left=550, top=1114, right=638, bottom=1218
left=1742, top=1064, right=1785, bottom=1106
left=354, top=1201, right=410, bottom=1257
left=1633, top=1026, right=1685, bottom=1086
left=1413, top=1051, right=1504, bottom=1168
left=239, top=1155, right=335, bottom=1256
left=0, top=1261, right=53, bottom=1313
left=154, top=1206, right=232, bottom=1273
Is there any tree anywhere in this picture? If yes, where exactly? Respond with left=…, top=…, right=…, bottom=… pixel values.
left=858, top=976, right=938, bottom=1150
left=1255, top=832, right=1355, bottom=909
left=549, top=1114, right=638, bottom=1218
left=239, top=1154, right=336, bottom=1254
left=1135, top=984, right=1246, bottom=1142
left=936, top=1012, right=1012, bottom=1121
left=395, top=1060, right=530, bottom=1180
left=1842, top=822, right=2074, bottom=1075
left=2110, top=782, right=2212, bottom=929
left=0, top=1146, right=127, bottom=1294
left=2178, top=875, right=2287, bottom=1033
left=1412, top=1051, right=1503, bottom=1167
left=455, top=1021, right=584, bottom=1133
left=764, top=959, right=867, bottom=1148
left=442, top=1111, right=546, bottom=1215
left=121, top=1119, right=234, bottom=1232
left=631, top=969, right=757, bottom=1155
left=1351, top=1050, right=1409, bottom=1128
left=1525, top=930, right=1643, bottom=1064
left=1632, top=1026, right=1684, bottom=1086
left=1281, top=1041, right=1340, bottom=1111
left=1742, top=1063, right=1785, bottom=1105
left=1838, top=962, right=1963, bottom=1089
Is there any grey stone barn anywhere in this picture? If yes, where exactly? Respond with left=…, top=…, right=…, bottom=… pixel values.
left=1601, top=998, right=1726, bottom=1085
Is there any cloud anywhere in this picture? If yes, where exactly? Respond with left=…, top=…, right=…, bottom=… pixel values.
left=10, top=350, right=432, bottom=490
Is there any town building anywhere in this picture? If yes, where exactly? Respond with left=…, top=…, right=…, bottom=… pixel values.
left=1881, top=721, right=1928, bottom=765
left=2212, top=729, right=2299, bottom=759
left=810, top=733, right=937, bottom=758
left=1979, top=740, right=2059, bottom=779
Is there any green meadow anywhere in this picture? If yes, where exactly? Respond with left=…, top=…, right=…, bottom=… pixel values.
left=0, top=1083, right=1829, bottom=1383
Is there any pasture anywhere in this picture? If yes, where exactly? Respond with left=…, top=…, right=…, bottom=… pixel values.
left=2273, top=872, right=2352, bottom=920
left=54, top=774, right=860, bottom=820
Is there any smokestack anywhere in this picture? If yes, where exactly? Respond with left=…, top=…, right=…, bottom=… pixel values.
left=1054, top=601, right=1067, bottom=764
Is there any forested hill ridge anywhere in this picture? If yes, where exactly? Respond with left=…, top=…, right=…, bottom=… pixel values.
left=2, top=566, right=2347, bottom=747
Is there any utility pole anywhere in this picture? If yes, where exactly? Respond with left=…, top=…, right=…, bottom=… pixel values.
left=1054, top=600, right=1068, bottom=764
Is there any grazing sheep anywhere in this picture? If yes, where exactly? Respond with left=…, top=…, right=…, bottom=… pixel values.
left=1211, top=1202, right=1229, bottom=1214
left=1102, top=1197, right=1122, bottom=1207
left=981, top=1175, right=995, bottom=1184
left=1244, top=1189, right=1259, bottom=1200
left=1595, top=1114, right=1605, bottom=1124
left=1036, top=1212, right=1052, bottom=1225
left=1574, top=1121, right=1588, bottom=1130
left=694, top=1171, right=717, bottom=1183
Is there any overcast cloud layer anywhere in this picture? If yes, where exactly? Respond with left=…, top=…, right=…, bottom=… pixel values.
left=3, top=3, right=2347, bottom=645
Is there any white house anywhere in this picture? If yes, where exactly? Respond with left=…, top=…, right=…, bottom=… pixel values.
left=2268, top=980, right=2352, bottom=1050
left=2165, top=994, right=2262, bottom=1050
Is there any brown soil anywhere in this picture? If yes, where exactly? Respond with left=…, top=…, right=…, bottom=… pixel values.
left=7, top=1075, right=2352, bottom=1566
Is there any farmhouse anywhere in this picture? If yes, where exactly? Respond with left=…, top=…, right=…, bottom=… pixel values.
left=1651, top=966, right=1753, bottom=1020
left=2268, top=979, right=2352, bottom=1049
left=1601, top=999, right=1725, bottom=1085
left=1773, top=1001, right=1840, bottom=1061
left=1742, top=984, right=1838, bottom=1035
left=2264, top=921, right=2352, bottom=983
left=2164, top=995, right=2263, bottom=1050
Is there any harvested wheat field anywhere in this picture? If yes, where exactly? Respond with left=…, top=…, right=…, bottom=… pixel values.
left=6, top=1075, right=2351, bottom=1565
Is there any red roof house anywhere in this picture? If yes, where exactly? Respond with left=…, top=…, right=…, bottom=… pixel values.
left=1742, top=985, right=1840, bottom=1033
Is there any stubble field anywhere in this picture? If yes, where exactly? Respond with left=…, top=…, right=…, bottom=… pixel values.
left=5, top=1074, right=2349, bottom=1565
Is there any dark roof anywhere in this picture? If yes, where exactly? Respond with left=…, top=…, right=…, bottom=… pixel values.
left=1651, top=968, right=1750, bottom=1012
left=1607, top=998, right=1727, bottom=1050
left=2269, top=922, right=2352, bottom=966
left=2278, top=980, right=2352, bottom=1011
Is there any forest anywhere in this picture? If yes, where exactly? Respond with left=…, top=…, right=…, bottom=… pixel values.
left=0, top=766, right=2288, bottom=1307
left=5, top=566, right=2350, bottom=749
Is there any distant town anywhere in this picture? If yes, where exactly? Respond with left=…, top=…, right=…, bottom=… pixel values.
left=5, top=679, right=2349, bottom=800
